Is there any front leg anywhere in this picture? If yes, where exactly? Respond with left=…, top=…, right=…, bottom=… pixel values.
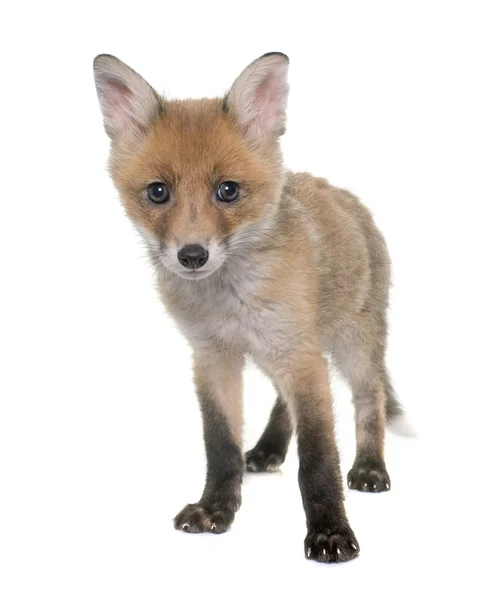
left=276, top=351, right=360, bottom=562
left=174, top=348, right=244, bottom=534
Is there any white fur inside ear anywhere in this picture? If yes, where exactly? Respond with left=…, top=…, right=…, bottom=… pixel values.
left=94, top=55, right=160, bottom=139
left=227, top=53, right=289, bottom=141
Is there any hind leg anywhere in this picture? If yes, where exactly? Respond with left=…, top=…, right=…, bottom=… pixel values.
left=245, top=396, right=293, bottom=472
left=347, top=376, right=391, bottom=492
left=333, top=328, right=391, bottom=493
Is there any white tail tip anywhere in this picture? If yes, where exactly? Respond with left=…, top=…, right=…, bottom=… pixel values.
left=388, top=414, right=417, bottom=438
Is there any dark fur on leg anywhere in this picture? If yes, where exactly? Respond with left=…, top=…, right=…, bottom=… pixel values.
left=174, top=393, right=244, bottom=534
left=296, top=407, right=360, bottom=562
left=245, top=396, right=293, bottom=472
left=348, top=374, right=391, bottom=493
left=276, top=354, right=359, bottom=563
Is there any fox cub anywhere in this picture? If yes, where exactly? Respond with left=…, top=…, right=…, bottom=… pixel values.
left=94, top=52, right=403, bottom=563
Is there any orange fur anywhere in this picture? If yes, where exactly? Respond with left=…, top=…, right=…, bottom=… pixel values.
left=94, top=52, right=401, bottom=562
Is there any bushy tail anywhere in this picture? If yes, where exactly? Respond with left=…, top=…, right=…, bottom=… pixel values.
left=384, top=376, right=417, bottom=437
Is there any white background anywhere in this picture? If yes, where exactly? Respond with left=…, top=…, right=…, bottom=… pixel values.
left=1, top=1, right=478, bottom=598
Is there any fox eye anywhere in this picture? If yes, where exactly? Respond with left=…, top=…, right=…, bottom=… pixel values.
left=217, top=181, right=240, bottom=203
left=147, top=182, right=169, bottom=204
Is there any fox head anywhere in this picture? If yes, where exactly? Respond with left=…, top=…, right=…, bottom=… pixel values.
left=94, top=53, right=289, bottom=280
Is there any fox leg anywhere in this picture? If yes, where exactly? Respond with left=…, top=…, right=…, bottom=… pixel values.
left=173, top=348, right=244, bottom=533
left=347, top=374, right=391, bottom=493
left=332, top=322, right=392, bottom=493
left=245, top=396, right=293, bottom=472
left=274, top=348, right=359, bottom=563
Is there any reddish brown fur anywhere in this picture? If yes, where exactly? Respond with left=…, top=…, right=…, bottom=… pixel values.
left=94, top=52, right=402, bottom=563
left=112, top=99, right=283, bottom=248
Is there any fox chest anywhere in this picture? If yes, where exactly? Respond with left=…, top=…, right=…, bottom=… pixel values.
left=173, top=283, right=291, bottom=358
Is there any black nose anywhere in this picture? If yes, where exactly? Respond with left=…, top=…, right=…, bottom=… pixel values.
left=177, top=244, right=209, bottom=269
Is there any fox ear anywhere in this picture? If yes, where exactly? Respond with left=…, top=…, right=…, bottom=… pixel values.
left=93, top=54, right=162, bottom=140
left=225, top=52, right=289, bottom=142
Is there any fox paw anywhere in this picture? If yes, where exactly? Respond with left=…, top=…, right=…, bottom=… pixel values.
left=347, top=461, right=391, bottom=492
left=173, top=503, right=234, bottom=534
left=305, top=525, right=360, bottom=563
left=245, top=448, right=285, bottom=472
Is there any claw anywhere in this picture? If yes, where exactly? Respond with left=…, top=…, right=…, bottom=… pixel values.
left=211, top=523, right=216, bottom=532
left=307, top=547, right=312, bottom=558
left=351, top=543, right=357, bottom=550
left=182, top=523, right=190, bottom=531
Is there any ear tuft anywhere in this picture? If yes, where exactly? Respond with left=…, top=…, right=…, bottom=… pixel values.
left=225, top=53, right=290, bottom=142
left=93, top=54, right=162, bottom=140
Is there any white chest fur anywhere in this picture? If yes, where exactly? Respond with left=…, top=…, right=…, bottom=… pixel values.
left=160, top=264, right=293, bottom=361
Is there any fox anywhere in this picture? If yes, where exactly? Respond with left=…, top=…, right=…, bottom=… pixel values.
left=93, top=52, right=406, bottom=563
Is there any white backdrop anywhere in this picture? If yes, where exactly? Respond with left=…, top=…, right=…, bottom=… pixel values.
left=1, top=2, right=478, bottom=598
